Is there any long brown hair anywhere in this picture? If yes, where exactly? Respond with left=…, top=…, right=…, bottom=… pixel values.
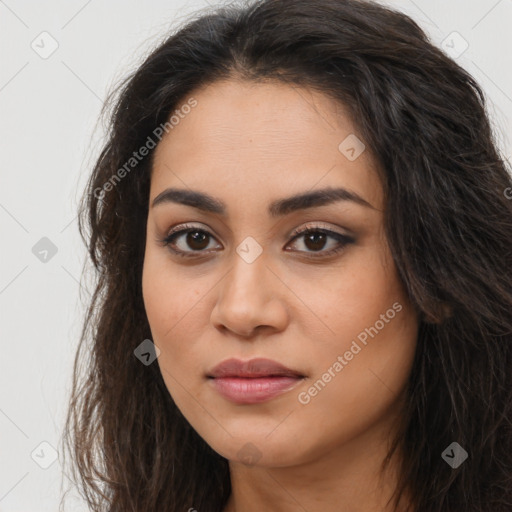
left=61, top=0, right=512, bottom=510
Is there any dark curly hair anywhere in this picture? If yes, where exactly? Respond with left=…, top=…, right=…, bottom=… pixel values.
left=60, top=0, right=512, bottom=511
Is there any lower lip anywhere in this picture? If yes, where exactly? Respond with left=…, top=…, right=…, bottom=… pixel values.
left=209, top=376, right=303, bottom=404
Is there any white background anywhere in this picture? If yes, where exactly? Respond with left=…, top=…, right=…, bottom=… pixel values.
left=1, top=0, right=511, bottom=510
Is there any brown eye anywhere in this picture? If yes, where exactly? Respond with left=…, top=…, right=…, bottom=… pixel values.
left=286, top=227, right=355, bottom=258
left=183, top=230, right=210, bottom=250
left=161, top=225, right=221, bottom=257
left=303, top=232, right=328, bottom=251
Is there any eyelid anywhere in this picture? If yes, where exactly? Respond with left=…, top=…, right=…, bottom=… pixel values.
left=165, top=222, right=211, bottom=237
left=159, top=221, right=355, bottom=258
left=163, top=221, right=351, bottom=241
left=160, top=222, right=222, bottom=255
left=288, top=221, right=351, bottom=239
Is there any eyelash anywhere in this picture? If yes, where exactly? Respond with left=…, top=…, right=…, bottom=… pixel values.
left=158, top=223, right=355, bottom=260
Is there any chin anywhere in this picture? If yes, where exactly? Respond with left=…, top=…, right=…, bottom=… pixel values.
left=196, top=423, right=315, bottom=468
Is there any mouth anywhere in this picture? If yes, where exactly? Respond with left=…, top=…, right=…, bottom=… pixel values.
left=206, top=357, right=306, bottom=404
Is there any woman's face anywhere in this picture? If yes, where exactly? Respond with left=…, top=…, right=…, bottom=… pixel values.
left=142, top=79, right=419, bottom=467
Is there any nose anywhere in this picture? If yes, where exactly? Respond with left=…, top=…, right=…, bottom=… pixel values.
left=210, top=251, right=289, bottom=338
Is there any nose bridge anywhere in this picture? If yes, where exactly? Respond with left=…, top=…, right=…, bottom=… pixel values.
left=223, top=242, right=270, bottom=304
left=211, top=240, right=286, bottom=336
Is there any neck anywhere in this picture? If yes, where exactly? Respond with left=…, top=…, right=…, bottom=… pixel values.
left=222, top=403, right=412, bottom=512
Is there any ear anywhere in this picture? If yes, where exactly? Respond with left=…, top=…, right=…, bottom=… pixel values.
left=422, top=303, right=453, bottom=324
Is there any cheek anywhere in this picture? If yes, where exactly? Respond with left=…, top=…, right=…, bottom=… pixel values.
left=143, top=247, right=194, bottom=333
left=296, top=246, right=402, bottom=341
left=293, top=246, right=418, bottom=419
left=293, top=305, right=417, bottom=456
left=142, top=249, right=214, bottom=379
left=142, top=258, right=200, bottom=412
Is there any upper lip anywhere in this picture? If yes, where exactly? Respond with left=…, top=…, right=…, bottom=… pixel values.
left=207, top=358, right=305, bottom=378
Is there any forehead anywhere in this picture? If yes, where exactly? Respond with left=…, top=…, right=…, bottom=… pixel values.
left=150, top=79, right=382, bottom=211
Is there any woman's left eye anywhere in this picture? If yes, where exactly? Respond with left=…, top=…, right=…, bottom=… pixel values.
left=159, top=224, right=355, bottom=259
left=286, top=227, right=355, bottom=257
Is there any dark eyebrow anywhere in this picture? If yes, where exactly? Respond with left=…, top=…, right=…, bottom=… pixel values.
left=151, top=186, right=376, bottom=216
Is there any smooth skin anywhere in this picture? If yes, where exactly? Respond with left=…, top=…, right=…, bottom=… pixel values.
left=142, top=79, right=419, bottom=512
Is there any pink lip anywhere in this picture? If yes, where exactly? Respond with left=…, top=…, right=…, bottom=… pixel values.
left=207, top=358, right=305, bottom=404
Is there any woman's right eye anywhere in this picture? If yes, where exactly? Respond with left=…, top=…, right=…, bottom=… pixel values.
left=160, top=225, right=221, bottom=258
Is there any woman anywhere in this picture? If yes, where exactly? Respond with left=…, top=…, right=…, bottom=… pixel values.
left=61, top=0, right=512, bottom=511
